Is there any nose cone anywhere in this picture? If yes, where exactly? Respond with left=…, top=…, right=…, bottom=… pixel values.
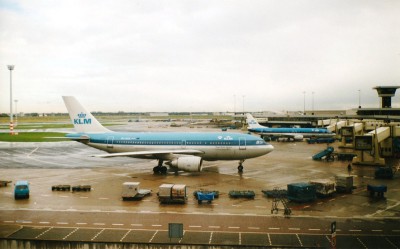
left=265, top=144, right=274, bottom=154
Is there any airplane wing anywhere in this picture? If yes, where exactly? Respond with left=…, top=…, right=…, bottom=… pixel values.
left=93, top=149, right=205, bottom=160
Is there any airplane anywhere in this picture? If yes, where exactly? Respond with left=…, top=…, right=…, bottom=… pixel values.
left=62, top=96, right=274, bottom=174
left=246, top=113, right=336, bottom=141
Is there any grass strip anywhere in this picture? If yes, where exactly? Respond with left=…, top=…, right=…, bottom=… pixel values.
left=0, top=132, right=68, bottom=142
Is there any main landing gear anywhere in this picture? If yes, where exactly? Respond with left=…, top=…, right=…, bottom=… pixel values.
left=153, top=160, right=168, bottom=175
left=238, top=160, right=245, bottom=173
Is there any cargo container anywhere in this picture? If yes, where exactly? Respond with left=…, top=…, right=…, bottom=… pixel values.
left=367, top=184, right=387, bottom=198
left=158, top=184, right=187, bottom=204
left=122, top=182, right=151, bottom=200
left=335, top=175, right=353, bottom=193
left=309, top=179, right=335, bottom=197
left=375, top=167, right=394, bottom=179
left=287, top=183, right=316, bottom=202
left=14, top=180, right=30, bottom=199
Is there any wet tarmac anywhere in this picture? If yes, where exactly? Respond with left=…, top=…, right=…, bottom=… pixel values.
left=0, top=125, right=400, bottom=248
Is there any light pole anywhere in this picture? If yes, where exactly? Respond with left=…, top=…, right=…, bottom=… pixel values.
left=303, top=91, right=306, bottom=114
left=8, top=65, right=15, bottom=135
left=14, top=99, right=18, bottom=126
left=233, top=95, right=236, bottom=114
left=312, top=91, right=315, bottom=114
left=242, top=95, right=245, bottom=114
left=358, top=89, right=361, bottom=108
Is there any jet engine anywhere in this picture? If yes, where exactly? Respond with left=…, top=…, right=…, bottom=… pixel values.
left=167, top=156, right=203, bottom=172
left=294, top=134, right=304, bottom=141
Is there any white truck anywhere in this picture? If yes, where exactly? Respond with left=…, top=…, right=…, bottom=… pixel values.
left=121, top=182, right=151, bottom=201
left=157, top=184, right=187, bottom=204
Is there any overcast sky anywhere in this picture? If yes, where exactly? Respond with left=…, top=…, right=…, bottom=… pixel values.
left=1, top=0, right=400, bottom=113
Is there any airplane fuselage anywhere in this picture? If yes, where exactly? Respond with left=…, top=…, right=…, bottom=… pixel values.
left=67, top=132, right=273, bottom=161
left=248, top=127, right=331, bottom=134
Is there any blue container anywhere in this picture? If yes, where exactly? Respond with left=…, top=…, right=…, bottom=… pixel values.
left=287, top=183, right=316, bottom=202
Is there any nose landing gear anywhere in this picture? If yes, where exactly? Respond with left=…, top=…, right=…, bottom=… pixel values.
left=238, top=160, right=245, bottom=173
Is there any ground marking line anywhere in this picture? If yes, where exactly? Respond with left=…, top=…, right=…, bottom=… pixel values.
left=357, top=237, right=368, bottom=249
left=209, top=226, right=220, bottom=229
left=239, top=232, right=241, bottom=245
left=385, top=237, right=397, bottom=249
left=27, top=147, right=39, bottom=157
left=296, top=234, right=303, bottom=247
left=63, top=228, right=79, bottom=240
left=91, top=229, right=105, bottom=241
left=178, top=231, right=186, bottom=243
left=35, top=227, right=53, bottom=239
left=18, top=221, right=32, bottom=224
left=120, top=229, right=131, bottom=242
left=267, top=233, right=272, bottom=246
left=149, top=230, right=158, bottom=243
left=209, top=232, right=213, bottom=244
left=289, top=228, right=300, bottom=231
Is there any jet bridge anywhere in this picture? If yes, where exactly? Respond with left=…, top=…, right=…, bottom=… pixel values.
left=339, top=123, right=364, bottom=148
left=318, top=119, right=348, bottom=133
left=352, top=126, right=400, bottom=166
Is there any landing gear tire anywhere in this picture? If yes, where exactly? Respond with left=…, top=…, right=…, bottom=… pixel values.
left=153, top=166, right=160, bottom=174
left=238, top=165, right=244, bottom=173
left=153, top=165, right=168, bottom=175
left=160, top=166, right=168, bottom=174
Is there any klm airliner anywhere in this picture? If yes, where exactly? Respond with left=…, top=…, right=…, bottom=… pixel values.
left=63, top=97, right=274, bottom=174
left=246, top=114, right=335, bottom=141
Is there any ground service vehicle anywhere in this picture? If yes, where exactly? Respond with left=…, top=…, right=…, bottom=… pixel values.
left=14, top=181, right=30, bottom=199
left=121, top=182, right=151, bottom=200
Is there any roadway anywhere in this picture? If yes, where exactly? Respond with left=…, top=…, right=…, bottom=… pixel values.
left=0, top=125, right=399, bottom=248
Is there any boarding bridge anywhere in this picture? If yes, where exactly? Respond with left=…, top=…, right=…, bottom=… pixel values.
left=326, top=120, right=347, bottom=133
left=339, top=123, right=364, bottom=148
left=352, top=126, right=400, bottom=166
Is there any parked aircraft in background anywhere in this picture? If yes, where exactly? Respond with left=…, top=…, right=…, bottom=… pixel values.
left=62, top=96, right=274, bottom=174
left=246, top=114, right=335, bottom=141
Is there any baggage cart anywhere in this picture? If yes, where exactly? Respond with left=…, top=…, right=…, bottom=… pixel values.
left=196, top=192, right=215, bottom=204
left=51, top=185, right=71, bottom=191
left=229, top=190, right=255, bottom=199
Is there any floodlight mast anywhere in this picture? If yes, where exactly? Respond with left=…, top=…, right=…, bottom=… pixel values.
left=8, top=65, right=15, bottom=135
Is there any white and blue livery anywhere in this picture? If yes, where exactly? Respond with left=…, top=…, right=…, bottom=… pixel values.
left=63, top=97, right=274, bottom=174
left=246, top=114, right=336, bottom=141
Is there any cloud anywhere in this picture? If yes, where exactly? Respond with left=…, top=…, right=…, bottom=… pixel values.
left=1, top=0, right=400, bottom=113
